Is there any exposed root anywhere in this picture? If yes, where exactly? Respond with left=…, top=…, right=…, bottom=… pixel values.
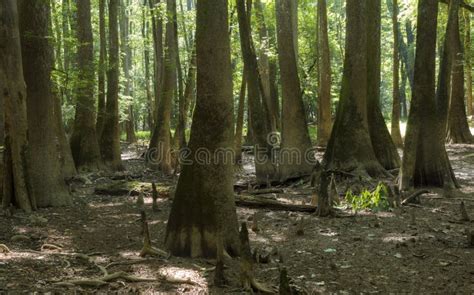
left=41, top=243, right=63, bottom=252
left=54, top=271, right=158, bottom=288
left=401, top=190, right=430, bottom=206
left=140, top=211, right=169, bottom=258
left=105, top=258, right=149, bottom=269
left=0, top=244, right=11, bottom=253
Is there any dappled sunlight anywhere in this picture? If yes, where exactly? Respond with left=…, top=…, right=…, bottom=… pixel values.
left=382, top=233, right=416, bottom=244
left=157, top=265, right=207, bottom=287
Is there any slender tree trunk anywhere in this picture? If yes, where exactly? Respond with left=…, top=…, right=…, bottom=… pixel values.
left=235, top=69, right=247, bottom=166
left=97, top=0, right=107, bottom=137
left=70, top=0, right=103, bottom=171
left=100, top=0, right=124, bottom=171
left=165, top=0, right=240, bottom=258
left=237, top=0, right=278, bottom=184
left=149, top=0, right=164, bottom=125
left=0, top=85, right=4, bottom=147
left=400, top=63, right=409, bottom=118
left=147, top=0, right=177, bottom=174
left=366, top=0, right=401, bottom=170
left=323, top=0, right=387, bottom=176
left=0, top=0, right=36, bottom=212
left=18, top=0, right=72, bottom=207
left=316, top=0, right=332, bottom=147
left=276, top=0, right=314, bottom=181
left=447, top=4, right=473, bottom=143
left=400, top=0, right=458, bottom=189
left=390, top=0, right=404, bottom=148
left=143, top=1, right=153, bottom=131
left=464, top=8, right=473, bottom=116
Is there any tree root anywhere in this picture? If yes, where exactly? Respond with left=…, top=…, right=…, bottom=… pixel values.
left=54, top=271, right=158, bottom=288
left=41, top=243, right=63, bottom=252
left=0, top=244, right=11, bottom=253
left=401, top=190, right=430, bottom=206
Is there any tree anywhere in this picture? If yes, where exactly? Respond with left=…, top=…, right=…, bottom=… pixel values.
left=1, top=0, right=35, bottom=212
left=237, top=0, right=278, bottom=183
left=147, top=0, right=178, bottom=174
left=149, top=0, right=164, bottom=126
left=100, top=0, right=124, bottom=171
left=96, top=0, right=107, bottom=137
left=165, top=0, right=240, bottom=258
left=323, top=0, right=387, bottom=176
left=316, top=0, right=332, bottom=147
left=70, top=0, right=103, bottom=171
left=464, top=8, right=473, bottom=117
left=400, top=0, right=458, bottom=189
left=366, top=0, right=400, bottom=170
left=18, top=0, right=72, bottom=207
left=390, top=0, right=404, bottom=148
left=447, top=1, right=473, bottom=144
left=276, top=0, right=314, bottom=181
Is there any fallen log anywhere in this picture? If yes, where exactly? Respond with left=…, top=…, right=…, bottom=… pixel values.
left=235, top=195, right=316, bottom=213
left=241, top=188, right=284, bottom=195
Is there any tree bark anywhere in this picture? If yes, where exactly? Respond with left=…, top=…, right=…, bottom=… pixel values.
left=366, top=0, right=401, bottom=170
left=400, top=0, right=458, bottom=189
left=146, top=0, right=177, bottom=174
left=323, top=0, right=387, bottom=177
left=316, top=0, right=332, bottom=147
left=464, top=8, right=473, bottom=116
left=96, top=0, right=107, bottom=137
left=149, top=0, right=164, bottom=125
left=447, top=3, right=474, bottom=143
left=0, top=0, right=36, bottom=212
left=70, top=0, right=103, bottom=171
left=100, top=0, right=124, bottom=171
left=276, top=0, right=314, bottom=181
left=235, top=69, right=247, bottom=166
left=165, top=0, right=240, bottom=258
left=237, top=0, right=279, bottom=184
left=18, top=0, right=72, bottom=207
left=390, top=0, right=404, bottom=148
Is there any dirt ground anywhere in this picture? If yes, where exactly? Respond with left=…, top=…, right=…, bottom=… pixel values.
left=0, top=144, right=473, bottom=294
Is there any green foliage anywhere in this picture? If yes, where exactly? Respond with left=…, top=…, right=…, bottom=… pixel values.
left=345, top=183, right=390, bottom=212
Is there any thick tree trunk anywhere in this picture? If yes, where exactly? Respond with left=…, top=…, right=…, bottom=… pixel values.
left=366, top=0, right=401, bottom=170
left=18, top=0, right=72, bottom=207
left=237, top=0, right=279, bottom=183
left=276, top=0, right=314, bottom=181
left=464, top=9, right=473, bottom=116
left=0, top=0, right=36, bottom=212
left=147, top=0, right=177, bottom=174
left=447, top=4, right=473, bottom=143
left=100, top=0, right=124, bottom=171
left=400, top=0, right=458, bottom=189
left=0, top=87, right=4, bottom=147
left=70, top=0, right=103, bottom=171
left=97, top=0, right=107, bottom=137
left=323, top=0, right=387, bottom=177
left=165, top=0, right=240, bottom=258
left=316, top=0, right=332, bottom=147
left=390, top=0, right=404, bottom=148
left=54, top=91, right=77, bottom=179
left=149, top=0, right=164, bottom=125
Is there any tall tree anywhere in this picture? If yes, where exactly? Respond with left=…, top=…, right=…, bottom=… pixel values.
left=149, top=0, right=164, bottom=125
left=100, top=0, right=124, bottom=171
left=96, top=0, right=107, bottom=137
left=400, top=0, right=458, bottom=189
left=237, top=0, right=279, bottom=183
left=165, top=0, right=240, bottom=257
left=366, top=0, right=400, bottom=170
left=147, top=0, right=178, bottom=174
left=324, top=0, right=387, bottom=176
left=447, top=2, right=473, bottom=143
left=316, top=0, right=332, bottom=147
left=390, top=0, right=404, bottom=148
left=276, top=0, right=314, bottom=181
left=1, top=0, right=36, bottom=212
left=464, top=8, right=473, bottom=116
left=70, top=0, right=103, bottom=171
left=18, top=0, right=72, bottom=207
left=235, top=69, right=247, bottom=166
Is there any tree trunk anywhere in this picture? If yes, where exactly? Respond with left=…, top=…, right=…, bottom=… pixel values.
left=390, top=0, right=404, bottom=148
left=366, top=0, right=401, bottom=170
left=316, top=0, right=332, bottom=147
left=290, top=0, right=298, bottom=62
left=165, top=0, right=240, bottom=258
left=0, top=85, right=4, bottom=147
left=237, top=0, right=279, bottom=184
left=447, top=4, right=473, bottom=143
left=97, top=0, right=107, bottom=137
left=323, top=0, right=387, bottom=177
left=400, top=63, right=409, bottom=118
left=70, top=0, right=103, bottom=171
left=464, top=9, right=473, bottom=116
left=147, top=0, right=177, bottom=174
left=54, top=89, right=77, bottom=179
left=235, top=69, right=247, bottom=166
left=100, top=0, right=124, bottom=171
left=276, top=0, right=314, bottom=181
left=255, top=0, right=279, bottom=133
left=0, top=0, right=36, bottom=212
left=149, top=0, right=164, bottom=125
left=143, top=1, right=153, bottom=131
left=400, top=0, right=458, bottom=189
left=18, top=0, right=72, bottom=207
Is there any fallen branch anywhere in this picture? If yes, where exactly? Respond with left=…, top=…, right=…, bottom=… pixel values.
left=235, top=195, right=316, bottom=213
left=401, top=190, right=430, bottom=206
left=241, top=188, right=284, bottom=195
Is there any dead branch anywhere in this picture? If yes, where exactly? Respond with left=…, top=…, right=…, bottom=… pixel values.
left=241, top=188, right=284, bottom=195
left=0, top=244, right=11, bottom=253
left=235, top=195, right=316, bottom=213
left=401, top=190, right=431, bottom=206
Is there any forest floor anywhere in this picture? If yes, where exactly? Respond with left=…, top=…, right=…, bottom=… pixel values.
left=0, top=143, right=473, bottom=294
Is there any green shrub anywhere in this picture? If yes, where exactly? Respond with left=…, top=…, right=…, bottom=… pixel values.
left=345, top=183, right=390, bottom=212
